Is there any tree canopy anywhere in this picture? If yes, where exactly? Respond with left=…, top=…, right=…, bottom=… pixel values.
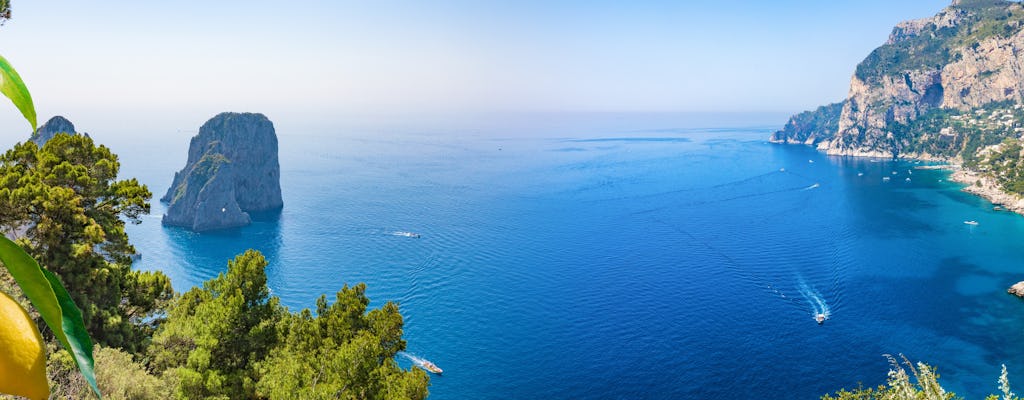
left=149, top=250, right=429, bottom=400
left=0, top=133, right=172, bottom=351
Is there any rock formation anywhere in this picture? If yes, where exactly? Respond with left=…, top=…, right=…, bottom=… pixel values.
left=774, top=0, right=1024, bottom=159
left=1008, top=281, right=1024, bottom=298
left=161, top=112, right=282, bottom=231
left=769, top=102, right=845, bottom=145
left=30, top=116, right=87, bottom=145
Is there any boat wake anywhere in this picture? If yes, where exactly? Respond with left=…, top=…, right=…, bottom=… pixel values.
left=802, top=183, right=820, bottom=191
left=399, top=351, right=442, bottom=374
left=797, top=278, right=831, bottom=322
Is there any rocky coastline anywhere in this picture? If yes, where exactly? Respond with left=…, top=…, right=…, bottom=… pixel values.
left=949, top=167, right=1024, bottom=214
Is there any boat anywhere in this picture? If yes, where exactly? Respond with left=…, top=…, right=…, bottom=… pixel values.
left=394, top=231, right=421, bottom=238
left=857, top=172, right=864, bottom=177
left=905, top=177, right=911, bottom=182
left=420, top=360, right=443, bottom=374
left=882, top=177, right=891, bottom=182
left=815, top=313, right=826, bottom=324
left=964, top=220, right=979, bottom=226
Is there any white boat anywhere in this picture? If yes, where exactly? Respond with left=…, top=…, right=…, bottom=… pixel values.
left=394, top=231, right=421, bottom=238
left=857, top=172, right=864, bottom=177
left=964, top=220, right=979, bottom=226
left=882, top=177, right=891, bottom=182
left=815, top=313, right=826, bottom=324
left=420, top=360, right=443, bottom=374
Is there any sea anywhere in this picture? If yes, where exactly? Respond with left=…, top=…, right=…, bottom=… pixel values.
left=105, top=113, right=1024, bottom=399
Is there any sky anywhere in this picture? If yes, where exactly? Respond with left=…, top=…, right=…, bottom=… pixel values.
left=0, top=0, right=953, bottom=134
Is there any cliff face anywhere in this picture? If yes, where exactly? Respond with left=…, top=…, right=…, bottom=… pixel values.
left=777, top=0, right=1024, bottom=159
left=769, top=102, right=845, bottom=145
left=162, top=112, right=283, bottom=231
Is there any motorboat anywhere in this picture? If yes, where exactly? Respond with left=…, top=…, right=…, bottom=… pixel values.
left=394, top=231, right=421, bottom=238
left=964, top=220, right=979, bottom=226
left=816, top=313, right=826, bottom=324
left=420, top=360, right=443, bottom=375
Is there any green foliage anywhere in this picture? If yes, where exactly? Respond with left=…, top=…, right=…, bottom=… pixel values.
left=0, top=54, right=35, bottom=132
left=256, top=285, right=429, bottom=400
left=43, top=345, right=173, bottom=400
left=885, top=100, right=1023, bottom=165
left=92, top=346, right=172, bottom=400
left=0, top=134, right=172, bottom=352
left=774, top=101, right=846, bottom=143
left=149, top=250, right=429, bottom=400
left=823, top=357, right=1024, bottom=400
left=855, top=1, right=1024, bottom=81
left=822, top=355, right=959, bottom=400
left=149, top=250, right=282, bottom=399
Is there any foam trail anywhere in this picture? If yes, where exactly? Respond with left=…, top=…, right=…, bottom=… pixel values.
left=797, top=277, right=831, bottom=321
left=399, top=351, right=426, bottom=367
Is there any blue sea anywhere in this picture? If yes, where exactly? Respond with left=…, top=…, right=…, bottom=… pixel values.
left=109, top=113, right=1024, bottom=399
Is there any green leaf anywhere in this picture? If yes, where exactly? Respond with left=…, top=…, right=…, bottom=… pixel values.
left=0, top=236, right=100, bottom=398
left=0, top=54, right=36, bottom=133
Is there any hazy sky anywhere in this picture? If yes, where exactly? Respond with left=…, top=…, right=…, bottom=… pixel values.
left=0, top=0, right=951, bottom=133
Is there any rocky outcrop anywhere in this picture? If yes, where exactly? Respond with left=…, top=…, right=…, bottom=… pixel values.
left=951, top=168, right=1024, bottom=213
left=30, top=116, right=87, bottom=145
left=1008, top=281, right=1024, bottom=298
left=769, top=101, right=845, bottom=145
left=779, top=0, right=1024, bottom=159
left=161, top=112, right=282, bottom=231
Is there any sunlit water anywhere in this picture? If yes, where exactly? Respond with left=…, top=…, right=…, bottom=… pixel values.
left=110, top=115, right=1024, bottom=399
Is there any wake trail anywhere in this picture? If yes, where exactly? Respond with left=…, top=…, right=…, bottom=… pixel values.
left=797, top=277, right=831, bottom=320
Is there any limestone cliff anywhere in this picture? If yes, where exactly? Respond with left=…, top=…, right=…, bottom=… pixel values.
left=776, top=0, right=1024, bottom=159
left=161, top=112, right=283, bottom=231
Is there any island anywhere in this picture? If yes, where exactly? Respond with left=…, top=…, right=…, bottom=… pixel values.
left=161, top=112, right=283, bottom=232
left=772, top=0, right=1024, bottom=213
left=30, top=115, right=87, bottom=145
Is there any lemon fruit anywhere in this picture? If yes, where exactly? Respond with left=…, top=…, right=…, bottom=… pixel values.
left=0, top=290, right=49, bottom=400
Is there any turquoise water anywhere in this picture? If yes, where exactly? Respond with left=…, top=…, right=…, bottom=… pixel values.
left=116, top=115, right=1024, bottom=399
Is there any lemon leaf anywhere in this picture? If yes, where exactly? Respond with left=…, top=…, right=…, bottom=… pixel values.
left=0, top=237, right=100, bottom=398
left=0, top=54, right=35, bottom=133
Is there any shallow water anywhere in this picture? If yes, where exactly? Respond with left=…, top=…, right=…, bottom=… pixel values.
left=118, top=116, right=1024, bottom=399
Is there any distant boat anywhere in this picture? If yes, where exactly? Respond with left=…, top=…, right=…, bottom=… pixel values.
left=394, top=231, right=421, bottom=238
left=420, top=360, right=443, bottom=375
left=964, top=220, right=979, bottom=226
left=857, top=172, right=864, bottom=176
left=905, top=177, right=911, bottom=182
left=891, top=171, right=898, bottom=175
left=882, top=177, right=891, bottom=182
left=816, top=313, right=826, bottom=324
left=808, top=159, right=814, bottom=163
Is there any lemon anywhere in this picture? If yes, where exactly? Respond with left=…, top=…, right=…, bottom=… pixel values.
left=0, top=290, right=49, bottom=400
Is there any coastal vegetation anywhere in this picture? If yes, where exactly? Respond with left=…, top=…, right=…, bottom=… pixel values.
left=0, top=134, right=172, bottom=352
left=855, top=0, right=1024, bottom=81
left=0, top=11, right=425, bottom=399
left=822, top=356, right=1021, bottom=400
left=0, top=129, right=428, bottom=398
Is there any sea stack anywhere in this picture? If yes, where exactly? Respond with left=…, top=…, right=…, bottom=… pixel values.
left=30, top=116, right=86, bottom=145
left=161, top=112, right=283, bottom=231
